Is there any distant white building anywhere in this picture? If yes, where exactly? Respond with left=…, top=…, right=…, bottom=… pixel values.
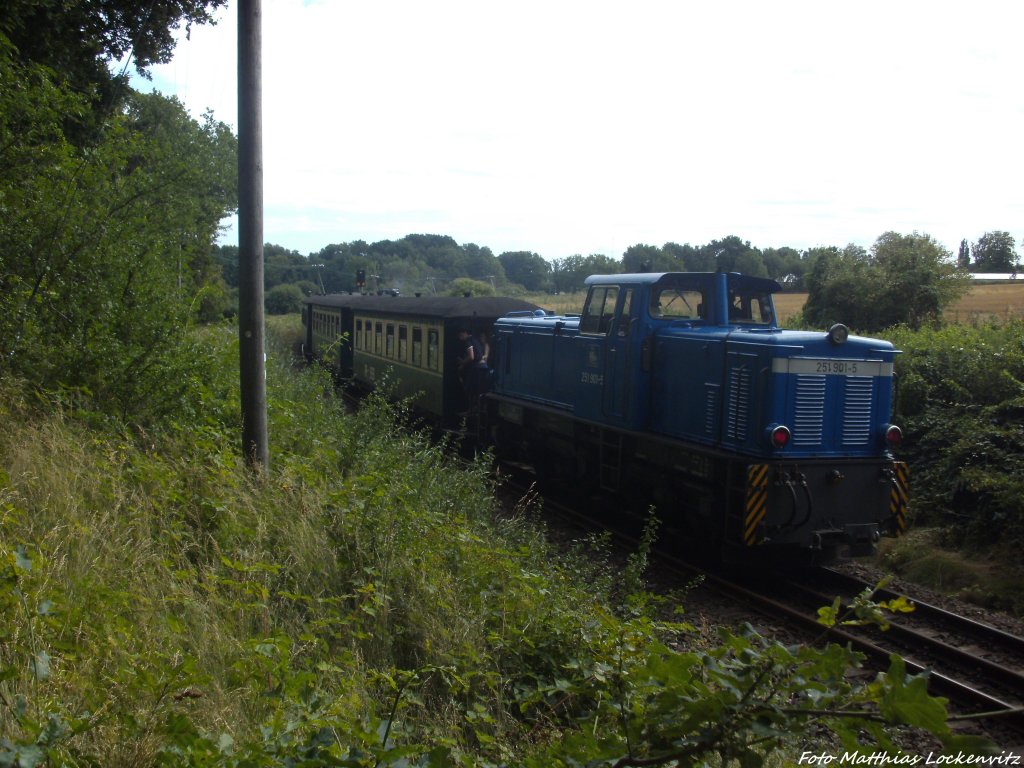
left=969, top=273, right=1018, bottom=281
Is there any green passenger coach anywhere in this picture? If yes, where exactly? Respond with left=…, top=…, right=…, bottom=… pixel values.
left=302, top=293, right=541, bottom=424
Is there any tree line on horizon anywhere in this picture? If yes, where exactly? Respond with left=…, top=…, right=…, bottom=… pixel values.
left=216, top=230, right=1019, bottom=332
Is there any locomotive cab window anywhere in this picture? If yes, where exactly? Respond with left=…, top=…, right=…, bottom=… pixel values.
left=650, top=287, right=705, bottom=320
left=728, top=291, right=775, bottom=325
left=580, top=287, right=619, bottom=335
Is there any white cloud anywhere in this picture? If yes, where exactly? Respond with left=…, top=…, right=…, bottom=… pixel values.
left=143, top=0, right=1024, bottom=259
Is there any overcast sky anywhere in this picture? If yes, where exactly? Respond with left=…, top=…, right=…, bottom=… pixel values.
left=139, top=0, right=1024, bottom=261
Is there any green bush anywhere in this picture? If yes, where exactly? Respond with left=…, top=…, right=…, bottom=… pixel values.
left=265, top=284, right=306, bottom=315
left=890, top=320, right=1024, bottom=552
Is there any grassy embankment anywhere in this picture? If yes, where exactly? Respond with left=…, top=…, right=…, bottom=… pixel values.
left=0, top=320, right=636, bottom=762
left=1, top=316, right=971, bottom=763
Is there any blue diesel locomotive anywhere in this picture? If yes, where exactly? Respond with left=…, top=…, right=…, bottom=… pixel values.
left=486, top=272, right=908, bottom=561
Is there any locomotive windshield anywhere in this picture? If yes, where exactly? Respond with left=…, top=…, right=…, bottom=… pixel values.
left=650, top=287, right=706, bottom=320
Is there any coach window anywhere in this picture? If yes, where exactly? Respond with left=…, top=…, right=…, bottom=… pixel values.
left=355, top=319, right=363, bottom=349
left=386, top=324, right=395, bottom=358
left=412, top=327, right=423, bottom=366
left=580, top=286, right=618, bottom=335
left=364, top=320, right=372, bottom=351
left=398, top=325, right=408, bottom=362
left=375, top=322, right=383, bottom=355
left=427, top=329, right=439, bottom=370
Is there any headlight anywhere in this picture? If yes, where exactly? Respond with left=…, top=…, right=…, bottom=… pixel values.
left=827, top=323, right=849, bottom=345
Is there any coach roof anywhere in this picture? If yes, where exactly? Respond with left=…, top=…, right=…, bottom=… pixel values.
left=304, top=293, right=541, bottom=319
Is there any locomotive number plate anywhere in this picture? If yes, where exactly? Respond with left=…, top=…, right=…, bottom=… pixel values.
left=772, top=358, right=893, bottom=377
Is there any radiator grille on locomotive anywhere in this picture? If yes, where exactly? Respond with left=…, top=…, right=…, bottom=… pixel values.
left=726, top=364, right=752, bottom=442
left=841, top=376, right=874, bottom=446
left=793, top=374, right=826, bottom=446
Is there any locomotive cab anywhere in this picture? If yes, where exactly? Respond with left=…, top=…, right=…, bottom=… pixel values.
left=571, top=272, right=781, bottom=430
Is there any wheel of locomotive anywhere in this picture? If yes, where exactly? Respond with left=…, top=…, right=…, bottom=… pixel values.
left=525, top=435, right=564, bottom=487
left=489, top=420, right=522, bottom=462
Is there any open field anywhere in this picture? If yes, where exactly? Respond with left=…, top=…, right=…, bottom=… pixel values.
left=529, top=283, right=1024, bottom=326
left=774, top=283, right=1024, bottom=325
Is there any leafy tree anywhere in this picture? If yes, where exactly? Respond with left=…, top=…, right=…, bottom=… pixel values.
left=703, top=236, right=765, bottom=276
left=0, top=46, right=237, bottom=420
left=583, top=253, right=620, bottom=275
left=622, top=243, right=671, bottom=273
left=761, top=246, right=803, bottom=284
left=662, top=241, right=704, bottom=271
left=802, top=246, right=877, bottom=330
left=264, top=244, right=310, bottom=288
left=0, top=0, right=227, bottom=122
left=733, top=249, right=769, bottom=278
left=551, top=254, right=621, bottom=293
left=266, top=283, right=305, bottom=314
left=972, top=231, right=1018, bottom=273
left=803, top=234, right=969, bottom=333
left=871, top=232, right=969, bottom=329
left=669, top=241, right=716, bottom=272
left=213, top=244, right=240, bottom=288
left=448, top=277, right=494, bottom=296
left=958, top=238, right=971, bottom=269
left=461, top=242, right=504, bottom=286
left=499, top=251, right=552, bottom=291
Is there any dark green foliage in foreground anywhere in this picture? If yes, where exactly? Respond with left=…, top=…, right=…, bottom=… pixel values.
left=891, top=321, right=1024, bottom=555
left=0, top=322, right=994, bottom=764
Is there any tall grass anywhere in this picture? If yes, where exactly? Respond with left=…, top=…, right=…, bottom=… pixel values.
left=0, top=320, right=966, bottom=764
left=0, top=322, right=637, bottom=763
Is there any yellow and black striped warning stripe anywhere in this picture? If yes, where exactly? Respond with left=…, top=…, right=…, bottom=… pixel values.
left=890, top=461, right=909, bottom=535
left=744, top=463, right=769, bottom=546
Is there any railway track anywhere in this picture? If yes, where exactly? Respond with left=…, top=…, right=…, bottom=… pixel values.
left=785, top=568, right=1024, bottom=724
left=497, top=467, right=1024, bottom=745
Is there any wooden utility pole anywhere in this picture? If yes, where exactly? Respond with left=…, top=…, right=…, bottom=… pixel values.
left=237, top=0, right=269, bottom=470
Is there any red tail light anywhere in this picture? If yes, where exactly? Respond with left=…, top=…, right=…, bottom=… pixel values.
left=770, top=425, right=791, bottom=449
left=885, top=425, right=903, bottom=448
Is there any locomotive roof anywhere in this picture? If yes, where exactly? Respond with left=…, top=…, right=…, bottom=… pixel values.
left=585, top=272, right=782, bottom=292
left=304, top=293, right=541, bottom=319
